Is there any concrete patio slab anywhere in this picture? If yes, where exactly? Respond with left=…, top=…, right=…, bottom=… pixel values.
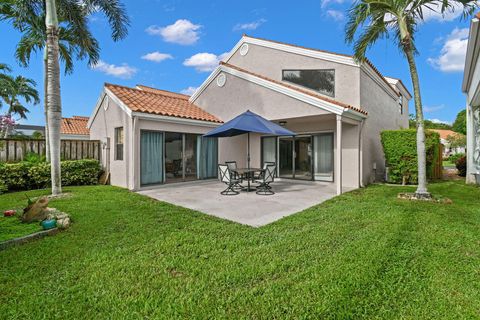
left=137, top=179, right=341, bottom=227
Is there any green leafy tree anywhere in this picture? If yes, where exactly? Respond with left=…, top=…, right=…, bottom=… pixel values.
left=0, top=74, right=40, bottom=120
left=346, top=0, right=476, bottom=198
left=452, top=109, right=466, bottom=135
left=3, top=0, right=129, bottom=195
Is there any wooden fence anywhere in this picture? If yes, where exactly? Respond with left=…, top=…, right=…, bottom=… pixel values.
left=0, top=139, right=101, bottom=163
left=430, top=143, right=444, bottom=180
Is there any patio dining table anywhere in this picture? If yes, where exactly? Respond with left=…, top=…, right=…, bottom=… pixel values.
left=233, top=168, right=262, bottom=192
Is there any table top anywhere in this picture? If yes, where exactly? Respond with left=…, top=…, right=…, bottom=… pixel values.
left=233, top=168, right=261, bottom=174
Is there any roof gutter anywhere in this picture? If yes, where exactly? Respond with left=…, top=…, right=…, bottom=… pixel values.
left=462, top=17, right=480, bottom=92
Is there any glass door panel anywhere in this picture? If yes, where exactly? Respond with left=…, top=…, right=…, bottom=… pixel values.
left=184, top=134, right=198, bottom=181
left=164, top=132, right=183, bottom=183
left=313, top=133, right=334, bottom=181
left=279, top=137, right=294, bottom=178
left=140, top=131, right=163, bottom=185
left=295, top=136, right=312, bottom=180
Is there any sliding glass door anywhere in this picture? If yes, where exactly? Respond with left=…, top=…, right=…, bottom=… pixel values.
left=165, top=132, right=184, bottom=183
left=313, top=133, right=334, bottom=181
left=140, top=131, right=164, bottom=185
left=264, top=133, right=333, bottom=181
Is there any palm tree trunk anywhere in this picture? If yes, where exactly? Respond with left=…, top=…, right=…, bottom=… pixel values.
left=46, top=0, right=62, bottom=195
left=43, top=50, right=50, bottom=162
left=404, top=46, right=430, bottom=198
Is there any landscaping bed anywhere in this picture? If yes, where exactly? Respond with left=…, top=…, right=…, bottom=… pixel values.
left=0, top=181, right=479, bottom=318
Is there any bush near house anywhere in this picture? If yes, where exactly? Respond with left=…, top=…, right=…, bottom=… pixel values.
left=381, top=129, right=440, bottom=184
left=455, top=156, right=467, bottom=177
left=0, top=159, right=101, bottom=192
left=448, top=153, right=465, bottom=164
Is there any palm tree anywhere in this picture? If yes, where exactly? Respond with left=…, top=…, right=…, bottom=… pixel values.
left=45, top=0, right=129, bottom=195
left=0, top=0, right=100, bottom=161
left=0, top=73, right=40, bottom=137
left=345, top=0, right=476, bottom=198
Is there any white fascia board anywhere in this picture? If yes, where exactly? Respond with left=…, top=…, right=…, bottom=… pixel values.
left=463, top=18, right=480, bottom=92
left=87, top=91, right=107, bottom=128
left=222, top=65, right=367, bottom=118
left=132, top=112, right=221, bottom=128
left=104, top=88, right=133, bottom=117
left=189, top=67, right=222, bottom=103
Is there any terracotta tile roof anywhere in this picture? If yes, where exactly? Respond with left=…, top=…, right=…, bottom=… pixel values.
left=430, top=129, right=465, bottom=140
left=105, top=83, right=222, bottom=123
left=220, top=62, right=368, bottom=115
left=242, top=34, right=399, bottom=97
left=135, top=85, right=191, bottom=99
left=61, top=116, right=89, bottom=135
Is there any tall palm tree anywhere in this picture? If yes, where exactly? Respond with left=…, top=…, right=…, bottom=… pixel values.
left=0, top=0, right=100, bottom=161
left=45, top=0, right=129, bottom=195
left=0, top=73, right=39, bottom=137
left=345, top=0, right=476, bottom=198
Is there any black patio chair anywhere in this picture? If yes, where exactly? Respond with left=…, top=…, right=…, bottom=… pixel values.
left=225, top=161, right=244, bottom=190
left=218, top=164, right=240, bottom=195
left=255, top=164, right=276, bottom=195
left=254, top=161, right=276, bottom=180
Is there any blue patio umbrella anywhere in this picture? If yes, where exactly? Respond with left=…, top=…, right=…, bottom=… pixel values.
left=203, top=110, right=295, bottom=169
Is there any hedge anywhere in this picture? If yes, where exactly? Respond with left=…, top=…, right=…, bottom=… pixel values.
left=0, top=159, right=101, bottom=192
left=381, top=129, right=440, bottom=184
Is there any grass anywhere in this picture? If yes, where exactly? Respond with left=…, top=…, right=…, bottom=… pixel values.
left=0, top=181, right=479, bottom=319
left=0, top=214, right=42, bottom=242
left=442, top=160, right=456, bottom=167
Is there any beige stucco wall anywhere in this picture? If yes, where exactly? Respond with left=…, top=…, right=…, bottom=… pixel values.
left=360, top=69, right=409, bottom=183
left=89, top=95, right=131, bottom=188
left=227, top=43, right=361, bottom=107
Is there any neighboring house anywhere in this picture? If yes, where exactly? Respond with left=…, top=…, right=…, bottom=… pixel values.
left=462, top=13, right=480, bottom=184
left=60, top=116, right=90, bottom=140
left=88, top=35, right=410, bottom=193
left=431, top=129, right=466, bottom=157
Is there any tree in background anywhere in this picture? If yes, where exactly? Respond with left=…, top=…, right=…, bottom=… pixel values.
left=409, top=114, right=452, bottom=130
left=452, top=109, right=466, bottom=135
left=346, top=0, right=476, bottom=198
left=0, top=0, right=100, bottom=161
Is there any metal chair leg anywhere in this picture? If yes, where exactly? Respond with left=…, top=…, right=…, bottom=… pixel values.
left=256, top=183, right=274, bottom=195
left=221, top=183, right=239, bottom=195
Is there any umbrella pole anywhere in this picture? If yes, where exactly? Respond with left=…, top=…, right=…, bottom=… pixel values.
left=247, top=132, right=250, bottom=170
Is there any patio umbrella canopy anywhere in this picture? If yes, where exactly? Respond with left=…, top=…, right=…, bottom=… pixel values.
left=203, top=110, right=295, bottom=168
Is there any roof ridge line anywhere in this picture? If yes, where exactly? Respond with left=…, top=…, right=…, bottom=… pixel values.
left=105, top=83, right=190, bottom=101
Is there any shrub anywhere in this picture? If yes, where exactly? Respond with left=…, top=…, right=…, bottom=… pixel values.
left=0, top=159, right=101, bottom=192
left=24, top=152, right=46, bottom=164
left=456, top=156, right=467, bottom=177
left=381, top=129, right=440, bottom=184
left=448, top=153, right=465, bottom=164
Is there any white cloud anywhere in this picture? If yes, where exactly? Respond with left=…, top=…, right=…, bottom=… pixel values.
left=421, top=3, right=464, bottom=22
left=141, top=52, right=173, bottom=63
left=233, top=18, right=267, bottom=31
left=92, top=60, right=137, bottom=79
left=180, top=86, right=198, bottom=95
left=183, top=52, right=229, bottom=72
left=326, top=9, right=345, bottom=21
left=424, top=104, right=445, bottom=113
left=429, top=118, right=452, bottom=125
left=428, top=27, right=469, bottom=72
left=321, top=0, right=345, bottom=8
left=145, top=19, right=201, bottom=45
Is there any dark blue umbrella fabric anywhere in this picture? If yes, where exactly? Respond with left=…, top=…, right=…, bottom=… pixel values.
left=203, top=110, right=295, bottom=137
left=204, top=110, right=295, bottom=170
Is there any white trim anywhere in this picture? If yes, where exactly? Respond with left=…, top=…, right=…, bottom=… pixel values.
left=463, top=18, right=480, bottom=92
left=105, top=88, right=133, bottom=116
left=189, top=68, right=222, bottom=102
left=222, top=36, right=399, bottom=99
left=131, top=112, right=221, bottom=127
left=87, top=91, right=107, bottom=128
left=61, top=134, right=90, bottom=140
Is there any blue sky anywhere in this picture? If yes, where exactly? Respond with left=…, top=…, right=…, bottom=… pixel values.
left=0, top=0, right=472, bottom=125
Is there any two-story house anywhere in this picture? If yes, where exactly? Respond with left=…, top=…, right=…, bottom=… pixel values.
left=88, top=35, right=410, bottom=193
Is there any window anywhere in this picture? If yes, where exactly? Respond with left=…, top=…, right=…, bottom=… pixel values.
left=282, top=69, right=335, bottom=97
left=398, top=95, right=403, bottom=115
left=114, top=127, right=124, bottom=160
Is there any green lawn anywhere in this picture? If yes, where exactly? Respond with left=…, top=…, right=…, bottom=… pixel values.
left=0, top=214, right=42, bottom=242
left=0, top=182, right=479, bottom=319
left=443, top=160, right=456, bottom=167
